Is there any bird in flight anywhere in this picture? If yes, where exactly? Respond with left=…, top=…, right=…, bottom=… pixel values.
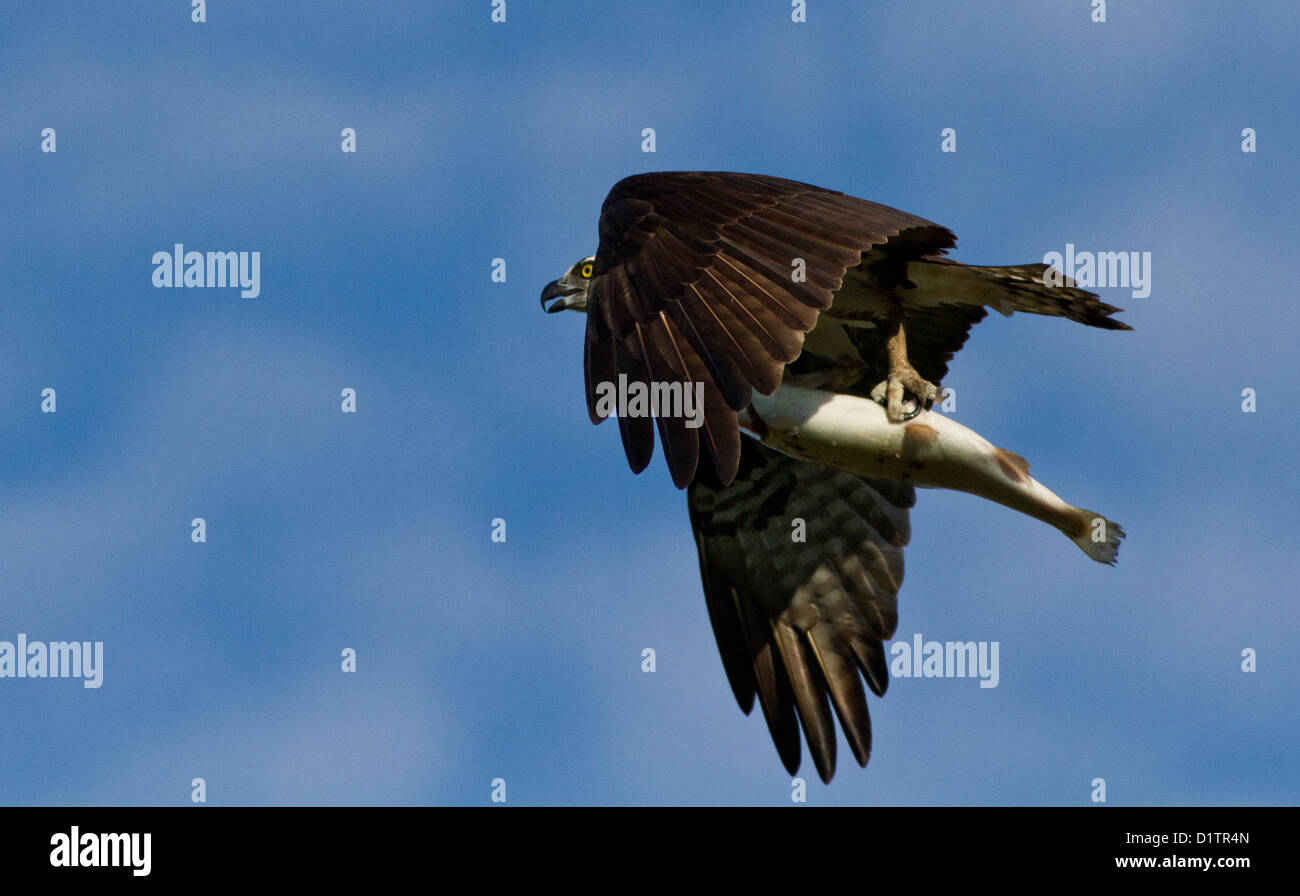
left=540, top=171, right=1129, bottom=783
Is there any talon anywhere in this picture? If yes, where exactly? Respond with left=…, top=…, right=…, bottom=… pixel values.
left=870, top=313, right=941, bottom=423
left=869, top=368, right=939, bottom=423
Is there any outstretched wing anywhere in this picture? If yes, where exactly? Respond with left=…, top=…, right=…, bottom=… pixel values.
left=687, top=436, right=915, bottom=783
left=585, top=171, right=954, bottom=489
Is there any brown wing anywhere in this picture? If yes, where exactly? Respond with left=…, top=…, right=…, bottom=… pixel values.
left=584, top=171, right=955, bottom=488
left=688, top=436, right=915, bottom=783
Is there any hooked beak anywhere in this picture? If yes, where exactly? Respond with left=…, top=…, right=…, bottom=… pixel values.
left=540, top=278, right=584, bottom=313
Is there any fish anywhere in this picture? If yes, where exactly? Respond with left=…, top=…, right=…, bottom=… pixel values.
left=743, top=384, right=1124, bottom=564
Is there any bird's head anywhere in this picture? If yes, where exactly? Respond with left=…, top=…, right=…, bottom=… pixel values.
left=540, top=255, right=595, bottom=313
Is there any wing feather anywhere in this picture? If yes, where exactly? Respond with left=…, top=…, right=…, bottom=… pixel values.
left=687, top=437, right=915, bottom=781
left=586, top=171, right=952, bottom=488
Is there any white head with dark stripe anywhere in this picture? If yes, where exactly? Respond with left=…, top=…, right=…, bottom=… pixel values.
left=539, top=255, right=595, bottom=313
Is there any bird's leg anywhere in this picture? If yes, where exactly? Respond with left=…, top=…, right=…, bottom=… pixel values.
left=869, top=314, right=940, bottom=422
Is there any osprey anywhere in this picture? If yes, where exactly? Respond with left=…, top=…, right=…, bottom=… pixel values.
left=541, top=171, right=1129, bottom=783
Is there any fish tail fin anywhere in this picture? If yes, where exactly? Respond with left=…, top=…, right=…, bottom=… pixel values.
left=1068, top=510, right=1125, bottom=565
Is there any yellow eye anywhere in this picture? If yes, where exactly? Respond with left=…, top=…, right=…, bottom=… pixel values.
left=581, top=263, right=593, bottom=278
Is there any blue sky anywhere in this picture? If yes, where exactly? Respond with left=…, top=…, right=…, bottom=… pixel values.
left=1, top=1, right=1296, bottom=805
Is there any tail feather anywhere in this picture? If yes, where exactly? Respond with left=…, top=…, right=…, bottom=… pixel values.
left=965, top=263, right=1132, bottom=331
